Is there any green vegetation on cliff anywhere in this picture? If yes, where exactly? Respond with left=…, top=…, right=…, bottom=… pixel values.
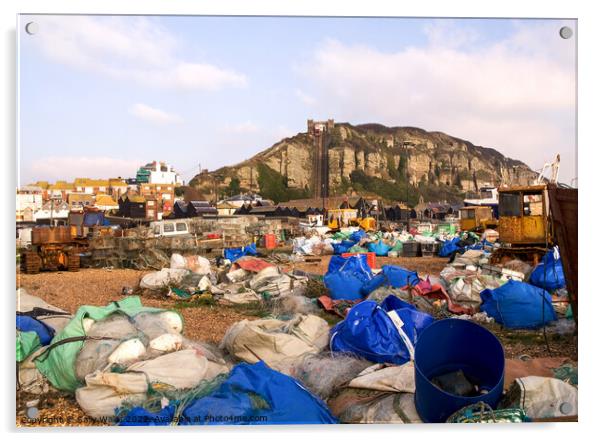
left=256, top=163, right=310, bottom=203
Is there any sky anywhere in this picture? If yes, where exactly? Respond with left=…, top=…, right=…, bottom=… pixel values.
left=18, top=15, right=577, bottom=186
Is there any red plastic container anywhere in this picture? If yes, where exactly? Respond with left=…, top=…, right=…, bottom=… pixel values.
left=206, top=233, right=221, bottom=239
left=264, top=233, right=277, bottom=249
left=342, top=252, right=376, bottom=269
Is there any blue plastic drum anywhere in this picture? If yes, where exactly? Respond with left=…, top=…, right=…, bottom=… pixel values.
left=414, top=319, right=505, bottom=423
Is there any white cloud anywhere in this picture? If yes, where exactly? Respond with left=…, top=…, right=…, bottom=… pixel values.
left=129, top=103, right=182, bottom=124
left=32, top=16, right=247, bottom=91
left=297, top=20, right=577, bottom=183
left=27, top=156, right=140, bottom=182
left=295, top=89, right=317, bottom=106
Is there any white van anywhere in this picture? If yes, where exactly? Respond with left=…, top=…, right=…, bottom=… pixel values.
left=150, top=220, right=190, bottom=237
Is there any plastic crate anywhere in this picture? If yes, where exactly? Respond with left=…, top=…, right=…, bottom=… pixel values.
left=402, top=241, right=420, bottom=257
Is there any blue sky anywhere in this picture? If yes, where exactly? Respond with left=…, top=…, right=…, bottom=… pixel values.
left=18, top=15, right=577, bottom=185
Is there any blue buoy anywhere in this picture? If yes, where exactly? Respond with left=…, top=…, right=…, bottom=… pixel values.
left=414, top=319, right=505, bottom=423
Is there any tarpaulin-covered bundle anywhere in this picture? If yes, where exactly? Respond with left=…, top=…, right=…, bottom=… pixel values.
left=366, top=240, right=391, bottom=257
left=332, top=240, right=355, bottom=255
left=349, top=229, right=367, bottom=244
left=220, top=314, right=329, bottom=367
left=120, top=361, right=338, bottom=425
left=439, top=237, right=461, bottom=257
left=530, top=247, right=566, bottom=291
left=327, top=362, right=421, bottom=423
left=224, top=243, right=258, bottom=262
left=361, top=265, right=420, bottom=296
left=480, top=280, right=557, bottom=329
left=77, top=348, right=229, bottom=418
left=439, top=266, right=502, bottom=310
left=35, top=296, right=173, bottom=392
left=330, top=295, right=434, bottom=364
left=324, top=254, right=374, bottom=300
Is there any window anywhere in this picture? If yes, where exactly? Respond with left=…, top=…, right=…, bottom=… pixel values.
left=176, top=222, right=187, bottom=232
left=147, top=209, right=155, bottom=218
left=154, top=224, right=161, bottom=235
left=461, top=209, right=475, bottom=220
left=523, top=193, right=543, bottom=216
left=499, top=193, right=522, bottom=217
left=147, top=201, right=155, bottom=206
left=163, top=222, right=175, bottom=232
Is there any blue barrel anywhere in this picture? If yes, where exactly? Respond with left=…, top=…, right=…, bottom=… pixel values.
left=414, top=319, right=505, bottom=423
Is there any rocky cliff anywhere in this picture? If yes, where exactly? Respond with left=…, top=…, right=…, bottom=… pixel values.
left=190, top=122, right=537, bottom=204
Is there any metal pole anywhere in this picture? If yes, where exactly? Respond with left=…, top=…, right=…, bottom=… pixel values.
left=406, top=144, right=410, bottom=232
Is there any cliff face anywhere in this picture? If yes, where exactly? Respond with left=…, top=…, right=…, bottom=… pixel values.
left=190, top=122, right=537, bottom=203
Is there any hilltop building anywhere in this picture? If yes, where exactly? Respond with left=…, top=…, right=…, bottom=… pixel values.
left=135, top=161, right=184, bottom=186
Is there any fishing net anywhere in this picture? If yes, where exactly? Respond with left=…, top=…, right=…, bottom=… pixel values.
left=280, top=352, right=373, bottom=400
left=114, top=373, right=229, bottom=425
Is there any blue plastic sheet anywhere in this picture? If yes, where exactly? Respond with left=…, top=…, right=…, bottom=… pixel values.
left=120, top=362, right=337, bottom=426
left=330, top=295, right=434, bottom=364
left=16, top=315, right=54, bottom=345
left=361, top=265, right=420, bottom=296
left=530, top=248, right=566, bottom=291
left=439, top=237, right=461, bottom=257
left=366, top=240, right=391, bottom=256
left=224, top=243, right=258, bottom=262
left=349, top=229, right=367, bottom=244
left=480, top=280, right=557, bottom=329
left=83, top=211, right=105, bottom=227
left=324, top=254, right=373, bottom=300
left=332, top=240, right=355, bottom=255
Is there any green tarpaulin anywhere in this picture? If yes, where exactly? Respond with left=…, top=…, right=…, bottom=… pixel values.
left=17, top=330, right=40, bottom=363
left=35, top=296, right=167, bottom=392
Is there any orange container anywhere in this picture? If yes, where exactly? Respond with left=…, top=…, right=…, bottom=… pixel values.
left=342, top=252, right=376, bottom=269
left=264, top=233, right=277, bottom=249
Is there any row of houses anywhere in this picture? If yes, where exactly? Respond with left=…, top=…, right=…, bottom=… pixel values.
left=18, top=160, right=186, bottom=222
left=16, top=190, right=121, bottom=223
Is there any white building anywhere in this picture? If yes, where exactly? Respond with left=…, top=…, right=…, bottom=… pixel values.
left=137, top=161, right=184, bottom=186
left=16, top=186, right=43, bottom=222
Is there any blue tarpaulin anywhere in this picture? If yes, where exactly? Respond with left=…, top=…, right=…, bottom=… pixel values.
left=480, top=280, right=557, bottom=329
left=439, top=237, right=461, bottom=257
left=330, top=295, right=434, bottom=364
left=16, top=315, right=54, bottom=346
left=224, top=243, right=258, bottom=262
left=349, top=229, right=367, bottom=244
left=119, top=362, right=337, bottom=426
left=361, top=265, right=421, bottom=296
left=530, top=248, right=566, bottom=291
left=366, top=240, right=391, bottom=256
left=83, top=211, right=106, bottom=227
left=324, top=254, right=373, bottom=300
left=332, top=240, right=355, bottom=255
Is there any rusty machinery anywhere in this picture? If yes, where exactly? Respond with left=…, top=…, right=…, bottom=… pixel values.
left=20, top=208, right=110, bottom=274
left=491, top=182, right=578, bottom=320
left=459, top=206, right=497, bottom=232
left=490, top=183, right=554, bottom=265
left=21, top=226, right=83, bottom=274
